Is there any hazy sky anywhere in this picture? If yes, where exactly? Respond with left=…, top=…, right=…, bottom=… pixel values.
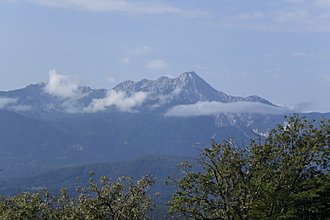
left=1, top=0, right=330, bottom=112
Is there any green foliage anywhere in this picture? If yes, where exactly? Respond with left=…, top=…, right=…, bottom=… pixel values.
left=170, top=115, right=330, bottom=219
left=0, top=174, right=155, bottom=220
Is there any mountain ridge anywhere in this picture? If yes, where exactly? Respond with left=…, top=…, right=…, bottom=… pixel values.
left=0, top=72, right=274, bottom=115
left=114, top=72, right=274, bottom=106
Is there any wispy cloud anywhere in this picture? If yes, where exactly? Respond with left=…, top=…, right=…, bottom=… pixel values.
left=157, top=88, right=182, bottom=106
left=123, top=46, right=152, bottom=55
left=146, top=59, right=168, bottom=70
left=318, top=73, right=330, bottom=82
left=118, top=57, right=131, bottom=65
left=192, top=64, right=209, bottom=71
left=0, top=97, right=17, bottom=109
left=105, top=76, right=116, bottom=84
left=85, top=90, right=147, bottom=112
left=9, top=104, right=33, bottom=111
left=291, top=52, right=330, bottom=58
left=290, top=102, right=313, bottom=112
left=44, top=69, right=82, bottom=99
left=29, top=0, right=208, bottom=17
left=165, top=101, right=291, bottom=117
left=0, top=97, right=32, bottom=112
left=119, top=46, right=152, bottom=66
left=218, top=0, right=330, bottom=32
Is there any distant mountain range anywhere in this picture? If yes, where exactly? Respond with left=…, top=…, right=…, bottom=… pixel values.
left=0, top=72, right=329, bottom=178
left=0, top=72, right=273, bottom=116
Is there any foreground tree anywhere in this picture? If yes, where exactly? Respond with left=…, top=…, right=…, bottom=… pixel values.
left=170, top=115, right=330, bottom=219
left=0, top=175, right=155, bottom=220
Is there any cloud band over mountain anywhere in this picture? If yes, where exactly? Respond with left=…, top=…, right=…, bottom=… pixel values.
left=0, top=70, right=307, bottom=115
left=85, top=90, right=147, bottom=113
left=0, top=97, right=17, bottom=109
left=165, top=101, right=291, bottom=117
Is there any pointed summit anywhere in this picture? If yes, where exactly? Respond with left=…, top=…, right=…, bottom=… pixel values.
left=112, top=71, right=274, bottom=107
left=177, top=71, right=204, bottom=84
left=176, top=72, right=210, bottom=90
left=179, top=71, right=199, bottom=79
left=173, top=72, right=227, bottom=102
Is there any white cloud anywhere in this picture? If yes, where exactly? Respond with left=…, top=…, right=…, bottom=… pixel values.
left=0, top=97, right=32, bottom=111
left=291, top=52, right=329, bottom=58
left=219, top=0, right=330, bottom=32
left=4, top=0, right=18, bottom=3
left=44, top=69, right=81, bottom=99
left=118, top=46, right=152, bottom=66
left=9, top=105, right=33, bottom=111
left=291, top=52, right=313, bottom=57
left=105, top=76, right=116, bottom=84
left=118, top=57, right=131, bottom=64
left=29, top=0, right=208, bottom=17
left=85, top=90, right=147, bottom=112
left=192, top=64, right=209, bottom=71
left=165, top=101, right=291, bottom=117
left=146, top=59, right=168, bottom=70
left=290, top=102, right=313, bottom=112
left=319, top=73, right=330, bottom=82
left=123, top=46, right=152, bottom=55
left=0, top=97, right=17, bottom=109
left=158, top=88, right=182, bottom=105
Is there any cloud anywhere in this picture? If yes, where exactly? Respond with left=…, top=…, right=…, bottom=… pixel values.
left=105, top=76, right=116, bottom=84
left=118, top=46, right=152, bottom=65
left=0, top=97, right=17, bottom=109
left=218, top=0, right=330, bottom=32
left=165, top=101, right=291, bottom=117
left=158, top=88, right=182, bottom=105
left=44, top=69, right=81, bottom=99
left=318, top=73, right=330, bottom=82
left=192, top=64, right=209, bottom=71
left=118, top=57, right=131, bottom=64
left=291, top=52, right=314, bottom=57
left=85, top=90, right=147, bottom=112
left=0, top=97, right=32, bottom=111
left=29, top=0, right=208, bottom=17
left=4, top=0, right=18, bottom=3
left=146, top=59, right=168, bottom=70
left=291, top=52, right=329, bottom=58
left=290, top=102, right=313, bottom=112
left=9, top=105, right=33, bottom=111
left=123, top=46, right=152, bottom=55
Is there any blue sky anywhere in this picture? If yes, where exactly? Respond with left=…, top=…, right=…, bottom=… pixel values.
left=0, top=0, right=330, bottom=112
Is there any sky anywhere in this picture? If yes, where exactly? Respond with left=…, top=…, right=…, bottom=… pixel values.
left=0, top=0, right=329, bottom=112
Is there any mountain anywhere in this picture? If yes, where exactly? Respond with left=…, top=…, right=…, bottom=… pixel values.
left=0, top=72, right=328, bottom=178
left=0, top=72, right=273, bottom=116
left=114, top=72, right=273, bottom=108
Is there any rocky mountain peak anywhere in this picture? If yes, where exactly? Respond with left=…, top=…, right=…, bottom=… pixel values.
left=176, top=72, right=208, bottom=87
left=0, top=72, right=274, bottom=115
